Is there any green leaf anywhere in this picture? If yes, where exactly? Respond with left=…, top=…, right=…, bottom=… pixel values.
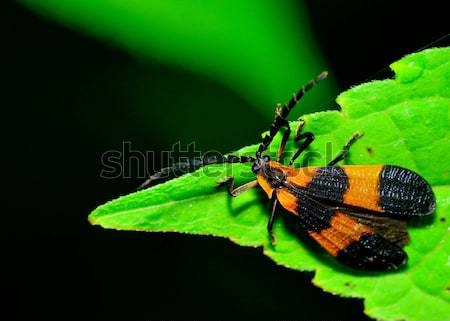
left=89, top=47, right=450, bottom=320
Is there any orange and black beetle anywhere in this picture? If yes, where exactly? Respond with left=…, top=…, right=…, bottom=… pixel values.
left=143, top=72, right=436, bottom=271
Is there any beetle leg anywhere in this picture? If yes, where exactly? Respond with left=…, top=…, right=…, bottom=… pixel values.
left=328, top=132, right=363, bottom=166
left=217, top=177, right=258, bottom=197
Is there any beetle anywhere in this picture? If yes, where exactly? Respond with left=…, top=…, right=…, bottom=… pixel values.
left=141, top=72, right=436, bottom=270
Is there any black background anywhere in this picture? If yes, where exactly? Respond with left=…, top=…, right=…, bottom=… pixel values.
left=2, top=1, right=447, bottom=320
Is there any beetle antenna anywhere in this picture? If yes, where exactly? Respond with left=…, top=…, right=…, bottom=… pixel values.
left=256, top=71, right=328, bottom=159
left=138, top=154, right=255, bottom=189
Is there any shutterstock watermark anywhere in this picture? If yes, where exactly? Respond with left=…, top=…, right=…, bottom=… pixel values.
left=100, top=141, right=339, bottom=181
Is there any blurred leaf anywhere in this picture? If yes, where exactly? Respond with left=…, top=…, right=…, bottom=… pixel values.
left=90, top=48, right=449, bottom=320
left=19, top=0, right=335, bottom=117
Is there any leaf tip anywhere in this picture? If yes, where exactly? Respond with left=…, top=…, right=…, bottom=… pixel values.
left=87, top=212, right=99, bottom=226
left=87, top=205, right=105, bottom=226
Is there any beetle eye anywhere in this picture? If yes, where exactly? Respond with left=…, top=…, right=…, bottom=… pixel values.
left=263, top=155, right=270, bottom=162
left=251, top=163, right=259, bottom=173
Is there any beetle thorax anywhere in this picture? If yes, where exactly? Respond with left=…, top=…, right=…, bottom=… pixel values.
left=266, top=166, right=286, bottom=188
